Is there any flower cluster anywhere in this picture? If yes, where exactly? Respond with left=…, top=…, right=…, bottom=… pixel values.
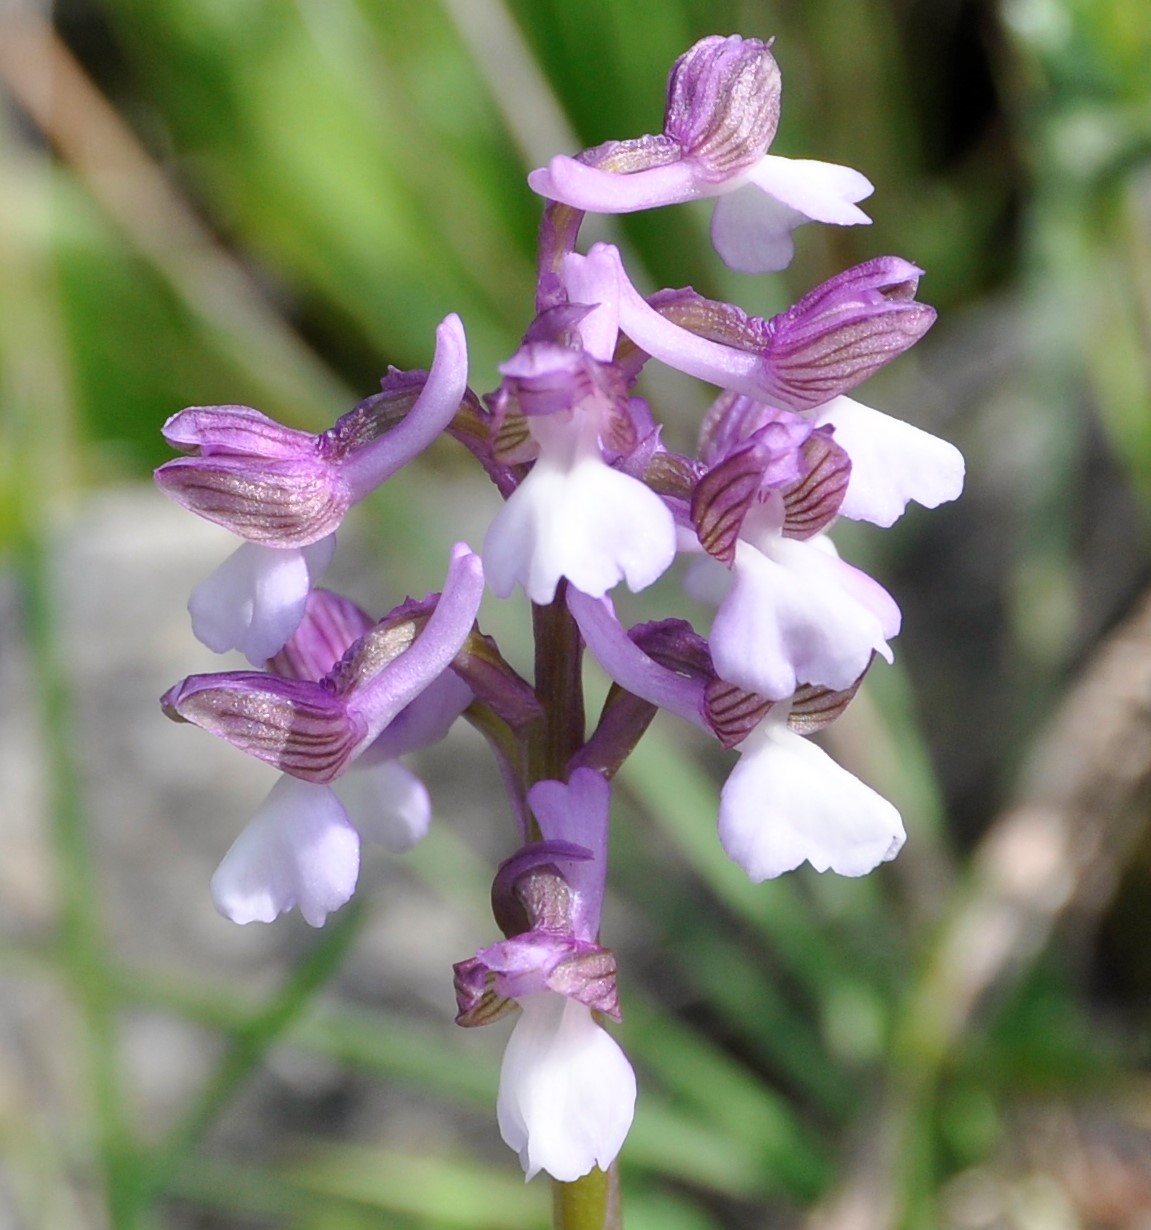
left=158, top=34, right=962, bottom=1187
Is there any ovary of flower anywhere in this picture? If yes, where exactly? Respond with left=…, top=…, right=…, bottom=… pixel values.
left=482, top=405, right=676, bottom=604
left=188, top=535, right=336, bottom=665
left=718, top=714, right=905, bottom=879
left=691, top=510, right=900, bottom=701
left=498, top=992, right=637, bottom=1183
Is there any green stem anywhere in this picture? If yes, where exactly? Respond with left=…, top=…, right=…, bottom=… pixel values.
left=552, top=1165, right=621, bottom=1230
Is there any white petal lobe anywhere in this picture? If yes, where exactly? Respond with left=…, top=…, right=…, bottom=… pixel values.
left=211, top=777, right=360, bottom=927
left=497, top=995, right=636, bottom=1182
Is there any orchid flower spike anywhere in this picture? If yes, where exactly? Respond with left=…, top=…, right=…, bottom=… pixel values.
left=529, top=35, right=872, bottom=273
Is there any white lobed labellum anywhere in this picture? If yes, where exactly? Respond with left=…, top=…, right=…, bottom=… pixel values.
left=497, top=993, right=636, bottom=1182
left=211, top=776, right=360, bottom=927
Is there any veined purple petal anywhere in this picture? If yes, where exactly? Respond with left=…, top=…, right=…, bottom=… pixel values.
left=663, top=35, right=781, bottom=179
left=155, top=453, right=349, bottom=548
left=268, top=588, right=374, bottom=680
left=161, top=669, right=364, bottom=782
left=698, top=392, right=812, bottom=468
left=338, top=314, right=469, bottom=501
left=704, top=678, right=774, bottom=749
left=162, top=404, right=318, bottom=458
left=788, top=677, right=867, bottom=735
left=567, top=590, right=709, bottom=730
left=779, top=257, right=924, bottom=320
left=764, top=258, right=936, bottom=410
left=210, top=776, right=360, bottom=926
left=781, top=431, right=851, bottom=540
left=691, top=442, right=781, bottom=564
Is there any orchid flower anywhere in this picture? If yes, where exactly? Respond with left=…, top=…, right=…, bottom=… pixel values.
left=529, top=35, right=872, bottom=273
left=157, top=315, right=468, bottom=660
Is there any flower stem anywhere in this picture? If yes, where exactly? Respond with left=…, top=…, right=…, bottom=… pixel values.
left=552, top=1164, right=621, bottom=1230
left=531, top=581, right=586, bottom=782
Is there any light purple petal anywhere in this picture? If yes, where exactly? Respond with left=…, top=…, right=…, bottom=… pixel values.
left=709, top=182, right=808, bottom=273
left=333, top=759, right=430, bottom=852
left=567, top=590, right=708, bottom=730
left=363, top=669, right=473, bottom=761
left=497, top=994, right=636, bottom=1182
left=597, top=244, right=775, bottom=397
left=710, top=537, right=899, bottom=700
left=347, top=543, right=484, bottom=749
left=210, top=776, right=360, bottom=926
left=188, top=535, right=336, bottom=664
left=338, top=314, right=469, bottom=502
left=528, top=155, right=706, bottom=213
left=748, top=154, right=874, bottom=225
left=161, top=404, right=317, bottom=457
left=719, top=720, right=904, bottom=879
left=527, top=769, right=610, bottom=941
left=811, top=396, right=965, bottom=527
left=559, top=247, right=622, bottom=363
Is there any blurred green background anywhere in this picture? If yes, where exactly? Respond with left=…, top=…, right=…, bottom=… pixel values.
left=3, top=0, right=1151, bottom=1227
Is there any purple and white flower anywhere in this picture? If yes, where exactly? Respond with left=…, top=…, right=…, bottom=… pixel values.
left=482, top=247, right=676, bottom=603
left=454, top=769, right=636, bottom=1182
left=157, top=315, right=468, bottom=660
left=570, top=589, right=902, bottom=879
left=167, top=547, right=482, bottom=926
left=529, top=35, right=872, bottom=273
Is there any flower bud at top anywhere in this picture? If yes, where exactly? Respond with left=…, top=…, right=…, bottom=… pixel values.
left=664, top=35, right=781, bottom=181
